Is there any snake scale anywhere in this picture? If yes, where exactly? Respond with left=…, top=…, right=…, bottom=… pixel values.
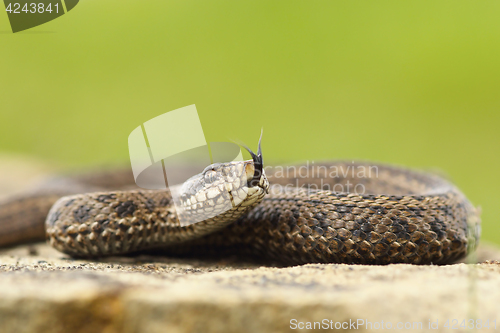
left=0, top=141, right=480, bottom=265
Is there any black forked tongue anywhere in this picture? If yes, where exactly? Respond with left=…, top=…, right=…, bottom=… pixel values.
left=245, top=130, right=263, bottom=187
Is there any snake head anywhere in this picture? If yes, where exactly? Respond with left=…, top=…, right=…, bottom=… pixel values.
left=176, top=133, right=269, bottom=225
left=176, top=159, right=269, bottom=225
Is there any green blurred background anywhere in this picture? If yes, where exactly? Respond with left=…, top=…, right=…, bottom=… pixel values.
left=0, top=1, right=499, bottom=244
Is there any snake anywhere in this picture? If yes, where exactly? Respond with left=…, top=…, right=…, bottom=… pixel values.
left=0, top=139, right=481, bottom=265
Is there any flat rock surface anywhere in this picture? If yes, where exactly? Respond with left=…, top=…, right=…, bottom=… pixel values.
left=1, top=157, right=500, bottom=333
left=1, top=243, right=500, bottom=333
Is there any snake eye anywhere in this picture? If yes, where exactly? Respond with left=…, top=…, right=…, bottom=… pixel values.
left=204, top=170, right=217, bottom=184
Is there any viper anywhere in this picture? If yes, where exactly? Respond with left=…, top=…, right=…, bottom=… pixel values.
left=0, top=138, right=480, bottom=265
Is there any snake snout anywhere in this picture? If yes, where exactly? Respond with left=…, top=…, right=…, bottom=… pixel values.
left=244, top=131, right=264, bottom=187
left=247, top=156, right=263, bottom=187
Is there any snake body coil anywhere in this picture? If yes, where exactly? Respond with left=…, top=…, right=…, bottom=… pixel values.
left=0, top=150, right=480, bottom=265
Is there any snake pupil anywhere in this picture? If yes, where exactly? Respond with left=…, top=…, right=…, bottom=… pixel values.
left=204, top=170, right=217, bottom=183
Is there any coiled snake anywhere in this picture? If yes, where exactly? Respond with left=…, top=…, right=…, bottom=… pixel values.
left=0, top=140, right=480, bottom=265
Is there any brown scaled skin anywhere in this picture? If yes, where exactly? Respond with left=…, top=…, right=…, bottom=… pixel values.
left=0, top=161, right=480, bottom=265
